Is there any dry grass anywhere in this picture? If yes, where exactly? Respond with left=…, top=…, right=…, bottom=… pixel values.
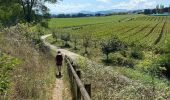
left=0, top=25, right=56, bottom=99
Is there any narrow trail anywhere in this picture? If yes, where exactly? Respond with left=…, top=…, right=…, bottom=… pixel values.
left=41, top=34, right=82, bottom=100
left=41, top=34, right=133, bottom=100
left=52, top=78, right=63, bottom=100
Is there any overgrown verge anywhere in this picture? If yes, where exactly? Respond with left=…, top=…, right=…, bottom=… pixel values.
left=0, top=24, right=56, bottom=99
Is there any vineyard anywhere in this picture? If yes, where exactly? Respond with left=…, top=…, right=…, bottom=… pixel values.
left=47, top=14, right=170, bottom=99
left=53, top=15, right=170, bottom=49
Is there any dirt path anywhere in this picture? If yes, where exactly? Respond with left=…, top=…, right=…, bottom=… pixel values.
left=41, top=34, right=83, bottom=61
left=52, top=78, right=63, bottom=100
left=41, top=34, right=132, bottom=100
left=41, top=34, right=82, bottom=100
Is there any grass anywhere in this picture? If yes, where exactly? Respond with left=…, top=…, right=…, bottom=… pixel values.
left=48, top=14, right=141, bottom=28
left=0, top=25, right=56, bottom=99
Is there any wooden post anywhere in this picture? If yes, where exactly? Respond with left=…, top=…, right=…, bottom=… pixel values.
left=85, top=84, right=91, bottom=98
left=76, top=69, right=81, bottom=100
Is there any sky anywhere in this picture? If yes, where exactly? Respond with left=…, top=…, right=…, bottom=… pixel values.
left=45, top=0, right=170, bottom=14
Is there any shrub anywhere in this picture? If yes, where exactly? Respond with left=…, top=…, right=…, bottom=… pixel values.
left=83, top=34, right=92, bottom=54
left=40, top=20, right=48, bottom=28
left=61, top=33, right=71, bottom=47
left=112, top=54, right=134, bottom=68
left=160, top=53, right=170, bottom=77
left=130, top=48, right=144, bottom=60
left=101, top=40, right=113, bottom=62
left=0, top=52, right=20, bottom=97
left=101, top=37, right=126, bottom=62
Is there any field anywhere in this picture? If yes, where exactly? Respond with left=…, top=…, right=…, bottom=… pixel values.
left=49, top=15, right=170, bottom=48
left=48, top=14, right=141, bottom=28
left=47, top=14, right=170, bottom=99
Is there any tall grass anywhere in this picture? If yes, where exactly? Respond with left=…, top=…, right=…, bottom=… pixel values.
left=0, top=25, right=56, bottom=99
left=77, top=58, right=170, bottom=100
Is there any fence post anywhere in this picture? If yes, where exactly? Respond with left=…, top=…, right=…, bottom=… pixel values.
left=85, top=83, right=91, bottom=98
left=76, top=69, right=81, bottom=100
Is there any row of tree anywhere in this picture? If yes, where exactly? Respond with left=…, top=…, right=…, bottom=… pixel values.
left=51, top=12, right=128, bottom=18
left=144, top=4, right=170, bottom=14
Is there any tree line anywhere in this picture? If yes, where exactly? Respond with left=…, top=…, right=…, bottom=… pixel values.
left=144, top=4, right=170, bottom=15
left=51, top=12, right=128, bottom=18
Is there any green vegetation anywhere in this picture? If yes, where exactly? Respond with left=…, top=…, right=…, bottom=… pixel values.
left=48, top=14, right=140, bottom=28
left=48, top=14, right=170, bottom=99
left=0, top=25, right=56, bottom=99
left=0, top=52, right=20, bottom=99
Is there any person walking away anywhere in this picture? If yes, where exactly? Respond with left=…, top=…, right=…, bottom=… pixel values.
left=56, top=51, right=63, bottom=76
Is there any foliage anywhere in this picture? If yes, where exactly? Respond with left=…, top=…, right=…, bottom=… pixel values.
left=0, top=3, right=22, bottom=26
left=61, top=33, right=71, bottom=47
left=47, top=14, right=170, bottom=99
left=18, top=0, right=57, bottom=22
left=77, top=58, right=170, bottom=100
left=83, top=34, right=92, bottom=54
left=101, top=37, right=126, bottom=61
left=0, top=25, right=56, bottom=99
left=0, top=52, right=20, bottom=96
left=130, top=48, right=144, bottom=60
left=159, top=39, right=170, bottom=77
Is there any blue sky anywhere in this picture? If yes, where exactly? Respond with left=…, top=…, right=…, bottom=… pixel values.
left=45, top=0, right=170, bottom=14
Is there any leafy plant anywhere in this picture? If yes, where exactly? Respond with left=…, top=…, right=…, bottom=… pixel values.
left=61, top=33, right=71, bottom=47
left=101, top=37, right=126, bottom=62
left=0, top=52, right=20, bottom=95
left=130, top=48, right=144, bottom=60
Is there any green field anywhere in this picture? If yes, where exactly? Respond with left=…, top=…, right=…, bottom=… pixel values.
left=48, top=14, right=141, bottom=28
left=47, top=14, right=170, bottom=99
left=49, top=15, right=170, bottom=49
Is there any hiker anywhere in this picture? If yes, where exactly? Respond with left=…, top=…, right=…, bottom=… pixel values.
left=55, top=51, right=63, bottom=76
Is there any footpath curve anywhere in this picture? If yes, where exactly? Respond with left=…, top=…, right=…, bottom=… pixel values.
left=41, top=34, right=133, bottom=100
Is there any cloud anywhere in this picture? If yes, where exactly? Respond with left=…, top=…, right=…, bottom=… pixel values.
left=45, top=3, right=92, bottom=14
left=112, top=0, right=157, bottom=10
left=96, top=0, right=112, bottom=3
left=46, top=0, right=167, bottom=14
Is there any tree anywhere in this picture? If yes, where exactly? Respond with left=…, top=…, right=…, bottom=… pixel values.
left=18, top=0, right=56, bottom=22
left=83, top=34, right=92, bottom=54
left=0, top=1, right=22, bottom=26
left=156, top=5, right=160, bottom=14
left=61, top=33, right=70, bottom=47
left=72, top=34, right=79, bottom=50
left=160, top=5, right=164, bottom=14
left=144, top=9, right=152, bottom=14
left=169, top=4, right=170, bottom=14
left=0, top=0, right=58, bottom=23
left=101, top=37, right=126, bottom=62
left=101, top=40, right=112, bottom=62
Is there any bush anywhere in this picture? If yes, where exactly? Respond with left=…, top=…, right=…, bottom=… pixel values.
left=101, top=37, right=126, bottom=62
left=160, top=53, right=170, bottom=77
left=0, top=52, right=20, bottom=96
left=130, top=48, right=144, bottom=60
left=40, top=20, right=48, bottom=28
left=112, top=54, right=134, bottom=68
left=61, top=33, right=71, bottom=47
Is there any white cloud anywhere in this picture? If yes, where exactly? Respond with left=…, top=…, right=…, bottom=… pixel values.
left=96, top=0, right=112, bottom=3
left=111, top=0, right=156, bottom=10
left=46, top=0, right=165, bottom=14
left=45, top=3, right=92, bottom=14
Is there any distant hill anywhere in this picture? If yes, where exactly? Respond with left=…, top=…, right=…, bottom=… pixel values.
left=80, top=9, right=129, bottom=15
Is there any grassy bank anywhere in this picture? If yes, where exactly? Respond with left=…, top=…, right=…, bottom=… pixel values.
left=0, top=25, right=56, bottom=99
